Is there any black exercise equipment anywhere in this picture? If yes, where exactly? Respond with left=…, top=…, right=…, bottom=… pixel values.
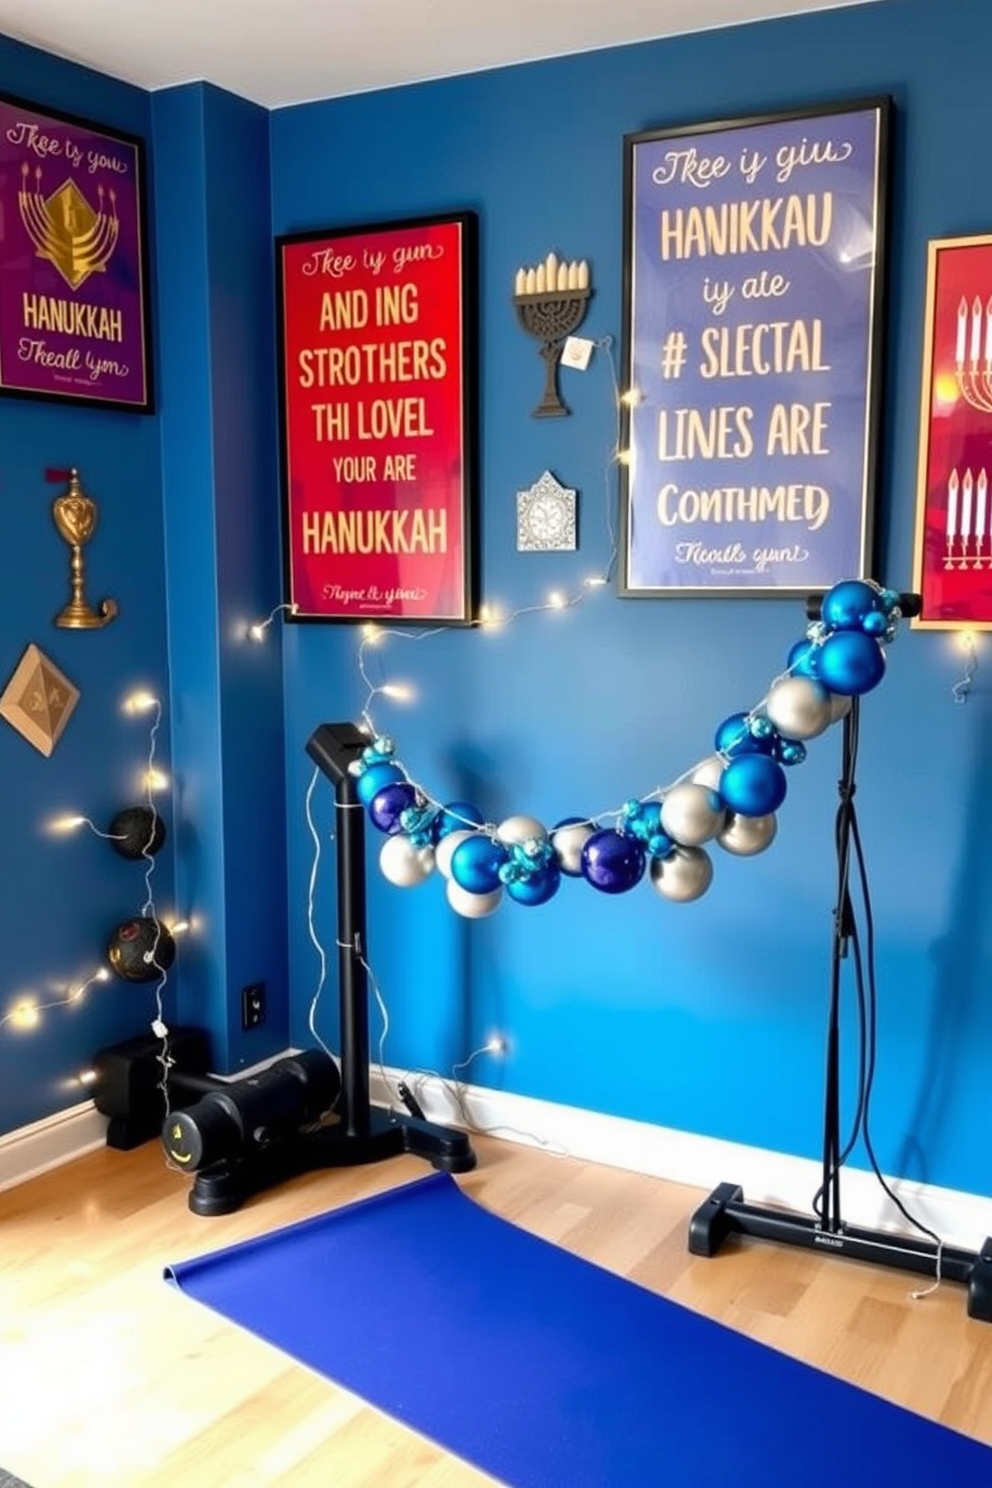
left=93, top=721, right=475, bottom=1215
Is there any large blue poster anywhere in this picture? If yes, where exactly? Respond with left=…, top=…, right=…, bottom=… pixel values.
left=620, top=100, right=888, bottom=596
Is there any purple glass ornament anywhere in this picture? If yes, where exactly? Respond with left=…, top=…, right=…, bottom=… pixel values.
left=356, top=761, right=403, bottom=807
left=580, top=829, right=646, bottom=894
left=368, top=781, right=419, bottom=834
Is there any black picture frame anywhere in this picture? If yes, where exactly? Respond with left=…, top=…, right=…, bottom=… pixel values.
left=0, top=90, right=153, bottom=413
left=620, top=97, right=890, bottom=598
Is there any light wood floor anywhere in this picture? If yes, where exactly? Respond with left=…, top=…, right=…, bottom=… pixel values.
left=3, top=1131, right=992, bottom=1487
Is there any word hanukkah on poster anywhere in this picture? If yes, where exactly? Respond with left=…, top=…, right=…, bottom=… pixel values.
left=620, top=99, right=889, bottom=596
left=0, top=92, right=152, bottom=410
left=277, top=212, right=478, bottom=624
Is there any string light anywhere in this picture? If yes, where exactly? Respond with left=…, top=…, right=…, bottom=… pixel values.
left=0, top=967, right=111, bottom=1032
left=951, top=629, right=978, bottom=704
left=123, top=689, right=158, bottom=715
left=45, top=813, right=125, bottom=842
left=247, top=601, right=299, bottom=641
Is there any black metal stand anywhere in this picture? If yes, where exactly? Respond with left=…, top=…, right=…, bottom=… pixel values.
left=297, top=722, right=476, bottom=1178
left=688, top=686, right=992, bottom=1322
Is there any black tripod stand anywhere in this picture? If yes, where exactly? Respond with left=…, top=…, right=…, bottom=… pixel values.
left=688, top=611, right=992, bottom=1321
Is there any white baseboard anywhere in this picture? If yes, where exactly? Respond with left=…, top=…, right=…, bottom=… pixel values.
left=5, top=1071, right=992, bottom=1255
left=370, top=1065, right=992, bottom=1252
left=0, top=1100, right=109, bottom=1193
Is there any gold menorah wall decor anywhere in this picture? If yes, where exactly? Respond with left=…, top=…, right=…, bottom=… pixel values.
left=51, top=467, right=118, bottom=628
left=513, top=252, right=592, bottom=417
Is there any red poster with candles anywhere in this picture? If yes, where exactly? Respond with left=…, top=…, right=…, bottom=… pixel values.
left=914, top=234, right=992, bottom=628
left=277, top=213, right=477, bottom=623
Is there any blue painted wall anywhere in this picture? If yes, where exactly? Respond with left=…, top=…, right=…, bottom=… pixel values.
left=0, top=39, right=172, bottom=1134
left=272, top=0, right=992, bottom=1197
left=4, top=0, right=992, bottom=1213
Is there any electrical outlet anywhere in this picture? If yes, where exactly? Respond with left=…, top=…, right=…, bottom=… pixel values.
left=241, top=982, right=266, bottom=1030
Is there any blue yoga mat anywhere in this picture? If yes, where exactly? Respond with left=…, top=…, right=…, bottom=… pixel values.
left=166, top=1171, right=992, bottom=1487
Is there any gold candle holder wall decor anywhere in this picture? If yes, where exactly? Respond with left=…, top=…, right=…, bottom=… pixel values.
left=51, top=467, right=118, bottom=628
left=513, top=252, right=592, bottom=418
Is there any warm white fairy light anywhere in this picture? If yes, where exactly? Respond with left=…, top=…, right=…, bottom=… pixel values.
left=46, top=813, right=126, bottom=843
left=247, top=601, right=299, bottom=642
left=381, top=683, right=415, bottom=703
left=123, top=689, right=158, bottom=715
left=0, top=967, right=112, bottom=1034
left=46, top=813, right=88, bottom=835
left=951, top=630, right=979, bottom=704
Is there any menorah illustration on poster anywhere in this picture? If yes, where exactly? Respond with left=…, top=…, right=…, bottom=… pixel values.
left=913, top=232, right=992, bottom=628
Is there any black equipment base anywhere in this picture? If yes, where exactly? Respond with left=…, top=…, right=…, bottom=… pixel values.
left=187, top=1109, right=476, bottom=1216
left=689, top=1183, right=992, bottom=1322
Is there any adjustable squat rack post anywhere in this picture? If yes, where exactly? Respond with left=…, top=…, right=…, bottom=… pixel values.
left=300, top=722, right=476, bottom=1172
left=686, top=652, right=992, bottom=1320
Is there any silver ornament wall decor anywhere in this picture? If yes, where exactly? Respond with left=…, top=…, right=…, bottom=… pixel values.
left=516, top=471, right=577, bottom=552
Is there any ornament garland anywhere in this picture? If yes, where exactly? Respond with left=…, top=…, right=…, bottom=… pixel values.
left=350, top=579, right=903, bottom=918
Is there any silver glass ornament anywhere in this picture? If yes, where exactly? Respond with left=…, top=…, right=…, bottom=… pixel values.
left=692, top=755, right=726, bottom=790
left=380, top=834, right=436, bottom=887
left=552, top=820, right=594, bottom=875
left=660, top=782, right=725, bottom=846
left=717, top=812, right=778, bottom=857
left=446, top=880, right=503, bottom=918
left=649, top=846, right=714, bottom=903
left=497, top=814, right=548, bottom=847
left=765, top=675, right=834, bottom=740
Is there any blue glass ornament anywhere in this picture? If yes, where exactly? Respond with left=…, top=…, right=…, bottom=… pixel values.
left=506, top=860, right=562, bottom=906
left=434, top=801, right=486, bottom=841
left=714, top=712, right=774, bottom=758
left=368, top=781, right=419, bottom=834
left=817, top=630, right=886, bottom=696
left=820, top=579, right=883, bottom=633
left=775, top=738, right=808, bottom=767
left=580, top=830, right=646, bottom=894
left=355, top=761, right=403, bottom=807
left=450, top=833, right=509, bottom=894
left=787, top=639, right=820, bottom=678
left=620, top=801, right=675, bottom=859
left=861, top=609, right=888, bottom=637
left=719, top=754, right=787, bottom=818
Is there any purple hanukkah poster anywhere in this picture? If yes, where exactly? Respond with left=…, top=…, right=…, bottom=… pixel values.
left=0, top=94, right=152, bottom=411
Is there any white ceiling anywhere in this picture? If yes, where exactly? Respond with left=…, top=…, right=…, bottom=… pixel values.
left=0, top=0, right=883, bottom=109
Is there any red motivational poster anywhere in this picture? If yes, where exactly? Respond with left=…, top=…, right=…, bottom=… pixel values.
left=913, top=233, right=992, bottom=629
left=277, top=212, right=478, bottom=623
